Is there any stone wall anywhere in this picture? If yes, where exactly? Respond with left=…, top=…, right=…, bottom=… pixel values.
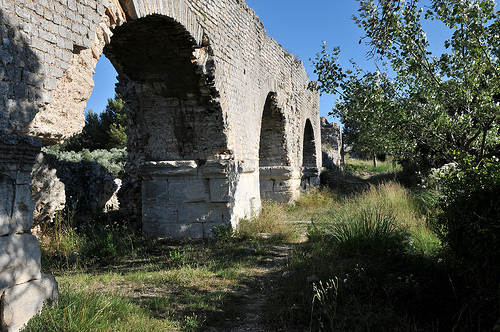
left=0, top=134, right=58, bottom=331
left=1, top=0, right=321, bottom=239
left=1, top=0, right=321, bottom=326
left=321, top=117, right=342, bottom=170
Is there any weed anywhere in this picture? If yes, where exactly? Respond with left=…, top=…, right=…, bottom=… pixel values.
left=211, top=224, right=234, bottom=243
left=311, top=278, right=339, bottom=331
left=168, top=249, right=187, bottom=266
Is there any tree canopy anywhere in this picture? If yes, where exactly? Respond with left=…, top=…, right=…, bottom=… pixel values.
left=63, top=95, right=127, bottom=152
left=312, top=0, right=500, bottom=172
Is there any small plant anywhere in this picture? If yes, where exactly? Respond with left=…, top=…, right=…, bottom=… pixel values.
left=211, top=224, right=234, bottom=242
left=311, top=278, right=339, bottom=331
left=168, top=249, right=187, bottom=266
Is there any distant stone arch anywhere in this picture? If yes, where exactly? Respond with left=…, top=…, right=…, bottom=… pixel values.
left=258, top=92, right=296, bottom=201
left=302, top=119, right=320, bottom=188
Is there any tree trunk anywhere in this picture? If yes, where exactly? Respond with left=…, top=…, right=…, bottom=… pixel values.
left=373, top=152, right=377, bottom=168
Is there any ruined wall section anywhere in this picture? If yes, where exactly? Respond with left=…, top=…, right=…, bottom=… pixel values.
left=0, top=0, right=116, bottom=144
left=119, top=0, right=321, bottom=167
left=321, top=117, right=342, bottom=169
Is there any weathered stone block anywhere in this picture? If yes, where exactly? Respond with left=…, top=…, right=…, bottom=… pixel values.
left=259, top=179, right=274, bottom=193
left=142, top=221, right=204, bottom=239
left=0, top=180, right=35, bottom=236
left=0, top=234, right=42, bottom=290
left=1, top=275, right=59, bottom=332
left=141, top=178, right=168, bottom=204
left=209, top=178, right=232, bottom=202
left=168, top=178, right=209, bottom=204
left=142, top=204, right=178, bottom=223
left=177, top=203, right=230, bottom=224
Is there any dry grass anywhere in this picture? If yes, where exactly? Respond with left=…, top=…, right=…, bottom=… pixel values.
left=237, top=188, right=338, bottom=243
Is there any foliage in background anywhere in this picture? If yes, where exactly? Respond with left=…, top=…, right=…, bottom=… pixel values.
left=342, top=154, right=401, bottom=173
left=312, top=0, right=500, bottom=173
left=62, top=95, right=127, bottom=152
left=42, top=146, right=126, bottom=174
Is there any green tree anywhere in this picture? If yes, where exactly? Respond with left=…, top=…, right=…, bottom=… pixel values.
left=64, top=95, right=127, bottom=151
left=312, top=0, right=500, bottom=172
left=313, top=2, right=500, bottom=327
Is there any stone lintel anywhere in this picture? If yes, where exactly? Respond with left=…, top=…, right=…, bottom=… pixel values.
left=202, top=160, right=234, bottom=177
left=302, top=166, right=320, bottom=177
left=259, top=166, right=300, bottom=179
left=139, top=160, right=198, bottom=177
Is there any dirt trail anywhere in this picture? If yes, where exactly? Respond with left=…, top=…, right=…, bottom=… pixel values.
left=206, top=245, right=296, bottom=332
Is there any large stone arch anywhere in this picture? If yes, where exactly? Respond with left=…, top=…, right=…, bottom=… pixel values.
left=1, top=0, right=322, bottom=236
left=1, top=0, right=322, bottom=325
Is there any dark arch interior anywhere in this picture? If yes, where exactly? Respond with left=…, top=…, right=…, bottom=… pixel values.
left=103, top=15, right=226, bottom=162
left=259, top=92, right=288, bottom=167
left=104, top=15, right=200, bottom=98
left=302, top=119, right=316, bottom=168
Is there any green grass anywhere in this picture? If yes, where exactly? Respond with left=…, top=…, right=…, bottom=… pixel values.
left=23, top=288, right=176, bottom=332
left=262, top=181, right=469, bottom=332
left=343, top=154, right=402, bottom=174
left=29, top=170, right=486, bottom=331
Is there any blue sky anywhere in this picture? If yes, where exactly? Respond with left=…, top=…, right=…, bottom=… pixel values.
left=85, top=0, right=451, bottom=123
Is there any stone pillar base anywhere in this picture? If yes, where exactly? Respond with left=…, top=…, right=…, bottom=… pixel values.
left=140, top=160, right=238, bottom=239
left=259, top=166, right=301, bottom=203
left=301, top=167, right=321, bottom=189
left=1, top=275, right=59, bottom=332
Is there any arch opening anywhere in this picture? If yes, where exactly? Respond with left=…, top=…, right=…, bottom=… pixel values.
left=101, top=15, right=231, bottom=238
left=258, top=92, right=288, bottom=167
left=302, top=119, right=320, bottom=189
left=105, top=15, right=226, bottom=162
left=302, top=119, right=317, bottom=168
left=258, top=92, right=294, bottom=202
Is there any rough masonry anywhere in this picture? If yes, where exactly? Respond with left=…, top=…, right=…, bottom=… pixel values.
left=1, top=0, right=320, bottom=328
left=321, top=117, right=342, bottom=169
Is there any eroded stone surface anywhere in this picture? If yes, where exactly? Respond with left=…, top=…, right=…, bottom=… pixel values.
left=321, top=117, right=342, bottom=170
left=1, top=275, right=59, bottom=332
left=31, top=153, right=66, bottom=224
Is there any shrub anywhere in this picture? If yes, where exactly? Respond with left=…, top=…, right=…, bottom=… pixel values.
left=436, top=158, right=500, bottom=326
left=42, top=146, right=126, bottom=174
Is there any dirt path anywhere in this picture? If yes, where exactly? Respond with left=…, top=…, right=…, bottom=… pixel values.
left=206, top=244, right=296, bottom=332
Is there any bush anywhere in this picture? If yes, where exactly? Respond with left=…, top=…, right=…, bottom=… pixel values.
left=42, top=146, right=126, bottom=174
left=266, top=182, right=456, bottom=331
left=436, top=158, right=500, bottom=325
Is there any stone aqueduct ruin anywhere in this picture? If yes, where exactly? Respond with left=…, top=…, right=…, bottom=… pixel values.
left=0, top=0, right=320, bottom=329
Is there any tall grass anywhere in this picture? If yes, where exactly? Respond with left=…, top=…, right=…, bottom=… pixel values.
left=237, top=189, right=338, bottom=242
left=22, top=289, right=177, bottom=331
left=266, top=181, right=453, bottom=331
left=312, top=182, right=439, bottom=254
